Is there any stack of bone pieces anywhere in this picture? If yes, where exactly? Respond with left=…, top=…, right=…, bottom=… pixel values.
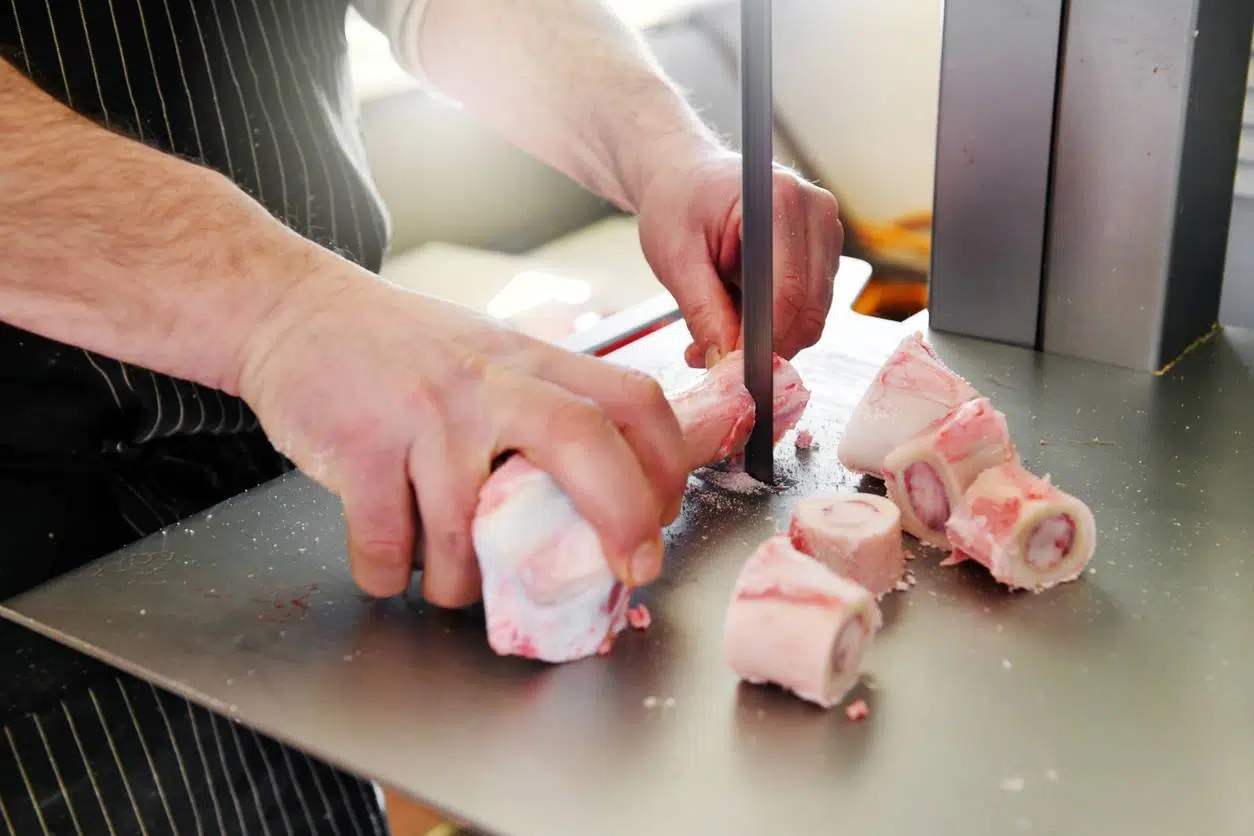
left=467, top=332, right=1095, bottom=714
left=724, top=331, right=1097, bottom=711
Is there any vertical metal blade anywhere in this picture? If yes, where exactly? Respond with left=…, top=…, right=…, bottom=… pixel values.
left=740, top=0, right=774, bottom=484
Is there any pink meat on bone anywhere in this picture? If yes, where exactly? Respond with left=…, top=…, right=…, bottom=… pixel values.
left=837, top=332, right=980, bottom=478
left=943, top=460, right=1097, bottom=592
left=669, top=350, right=811, bottom=466
left=787, top=493, right=905, bottom=599
left=723, top=535, right=881, bottom=709
left=882, top=397, right=1018, bottom=549
left=472, top=351, right=811, bottom=663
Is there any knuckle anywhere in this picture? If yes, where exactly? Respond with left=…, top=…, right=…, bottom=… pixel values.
left=820, top=188, right=841, bottom=217
left=549, top=397, right=612, bottom=443
left=621, top=369, right=668, bottom=412
left=403, top=373, right=445, bottom=427
left=772, top=175, right=803, bottom=210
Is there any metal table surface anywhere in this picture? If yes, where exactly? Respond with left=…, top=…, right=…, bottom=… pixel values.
left=5, top=307, right=1254, bottom=835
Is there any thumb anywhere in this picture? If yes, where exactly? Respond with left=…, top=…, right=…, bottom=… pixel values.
left=666, top=260, right=740, bottom=370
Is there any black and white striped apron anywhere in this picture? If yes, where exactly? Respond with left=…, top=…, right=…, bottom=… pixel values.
left=2, top=1, right=397, bottom=832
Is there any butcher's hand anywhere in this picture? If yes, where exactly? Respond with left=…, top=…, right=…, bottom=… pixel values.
left=237, top=271, right=688, bottom=606
left=636, top=143, right=843, bottom=368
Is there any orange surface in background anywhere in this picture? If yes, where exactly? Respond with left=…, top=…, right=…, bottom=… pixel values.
left=846, top=211, right=932, bottom=322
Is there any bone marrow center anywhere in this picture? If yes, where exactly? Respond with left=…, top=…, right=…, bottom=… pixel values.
left=904, top=462, right=949, bottom=529
left=1025, top=513, right=1076, bottom=571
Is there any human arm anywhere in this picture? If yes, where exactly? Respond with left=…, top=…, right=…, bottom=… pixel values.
left=356, top=0, right=845, bottom=364
left=0, top=57, right=330, bottom=396
left=0, top=58, right=685, bottom=602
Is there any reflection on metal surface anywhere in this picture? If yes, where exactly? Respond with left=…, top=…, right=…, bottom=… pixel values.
left=7, top=308, right=1254, bottom=834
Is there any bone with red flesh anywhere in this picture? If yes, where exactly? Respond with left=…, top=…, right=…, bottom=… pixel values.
left=724, top=536, right=881, bottom=708
left=943, top=460, right=1097, bottom=592
left=882, top=397, right=1018, bottom=549
left=837, top=332, right=980, bottom=478
left=670, top=350, right=811, bottom=469
left=787, top=494, right=905, bottom=599
left=473, top=352, right=810, bottom=663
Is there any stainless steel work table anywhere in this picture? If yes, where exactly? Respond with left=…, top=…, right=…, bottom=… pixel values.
left=5, top=305, right=1254, bottom=835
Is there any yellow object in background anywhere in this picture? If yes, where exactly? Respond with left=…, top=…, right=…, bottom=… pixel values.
left=845, top=210, right=932, bottom=322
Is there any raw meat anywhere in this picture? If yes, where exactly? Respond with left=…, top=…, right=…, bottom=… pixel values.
left=794, top=429, right=815, bottom=449
left=669, top=350, right=811, bottom=469
left=845, top=699, right=870, bottom=721
left=837, top=332, right=980, bottom=477
left=882, top=397, right=1018, bottom=548
left=723, top=535, right=882, bottom=709
left=474, top=351, right=811, bottom=663
left=787, top=493, right=905, bottom=599
left=626, top=604, right=651, bottom=630
left=943, top=461, right=1097, bottom=591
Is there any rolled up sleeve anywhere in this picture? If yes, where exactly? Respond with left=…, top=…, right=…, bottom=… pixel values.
left=350, top=0, right=435, bottom=86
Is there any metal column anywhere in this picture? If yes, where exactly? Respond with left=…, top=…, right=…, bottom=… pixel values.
left=929, top=0, right=1254, bottom=372
left=928, top=0, right=1067, bottom=348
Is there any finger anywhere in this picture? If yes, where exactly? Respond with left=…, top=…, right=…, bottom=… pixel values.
left=796, top=188, right=843, bottom=353
left=408, top=435, right=487, bottom=608
left=489, top=369, right=666, bottom=587
left=666, top=256, right=741, bottom=370
left=532, top=349, right=689, bottom=524
left=339, top=453, right=417, bottom=598
left=799, top=197, right=842, bottom=351
left=769, top=177, right=818, bottom=360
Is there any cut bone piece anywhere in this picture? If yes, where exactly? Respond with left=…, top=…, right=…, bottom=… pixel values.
left=943, top=461, right=1097, bottom=592
left=788, top=494, right=905, bottom=599
left=668, top=350, right=810, bottom=470
left=837, top=332, right=980, bottom=478
left=883, top=397, right=1018, bottom=548
left=724, top=536, right=882, bottom=709
left=473, top=352, right=811, bottom=663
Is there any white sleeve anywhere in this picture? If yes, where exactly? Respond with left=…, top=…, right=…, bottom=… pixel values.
left=349, top=0, right=435, bottom=86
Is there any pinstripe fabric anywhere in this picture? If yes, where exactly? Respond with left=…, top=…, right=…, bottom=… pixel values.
left=1, top=1, right=417, bottom=833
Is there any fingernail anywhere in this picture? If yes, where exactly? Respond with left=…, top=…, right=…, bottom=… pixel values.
left=358, top=562, right=411, bottom=597
left=627, top=534, right=665, bottom=587
left=705, top=345, right=723, bottom=369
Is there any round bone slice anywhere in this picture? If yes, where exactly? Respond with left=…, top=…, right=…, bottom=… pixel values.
left=723, top=536, right=882, bottom=708
left=943, top=461, right=1097, bottom=591
left=788, top=493, right=905, bottom=598
left=883, top=397, right=1017, bottom=548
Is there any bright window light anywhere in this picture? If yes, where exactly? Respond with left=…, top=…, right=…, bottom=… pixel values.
left=486, top=271, right=593, bottom=320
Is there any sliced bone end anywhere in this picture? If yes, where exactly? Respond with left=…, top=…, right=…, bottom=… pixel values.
left=788, top=494, right=905, bottom=598
left=944, top=462, right=1097, bottom=592
left=838, top=332, right=981, bottom=476
left=723, top=536, right=881, bottom=709
left=883, top=454, right=953, bottom=550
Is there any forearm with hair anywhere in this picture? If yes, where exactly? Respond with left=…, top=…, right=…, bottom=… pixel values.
left=0, top=59, right=358, bottom=396
left=416, top=0, right=722, bottom=213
